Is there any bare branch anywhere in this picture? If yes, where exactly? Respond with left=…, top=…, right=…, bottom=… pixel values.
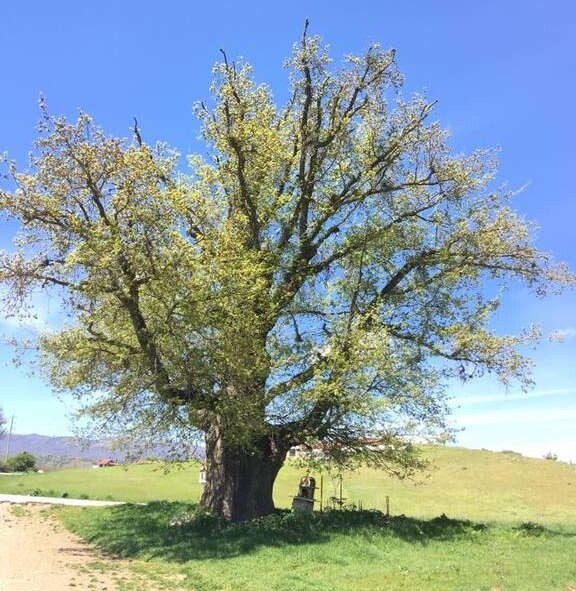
left=132, top=117, right=143, bottom=147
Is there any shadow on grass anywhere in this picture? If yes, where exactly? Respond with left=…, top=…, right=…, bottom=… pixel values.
left=515, top=521, right=576, bottom=538
left=65, top=502, right=492, bottom=562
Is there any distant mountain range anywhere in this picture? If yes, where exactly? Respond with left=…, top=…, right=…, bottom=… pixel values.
left=3, top=433, right=118, bottom=461
left=2, top=433, right=204, bottom=470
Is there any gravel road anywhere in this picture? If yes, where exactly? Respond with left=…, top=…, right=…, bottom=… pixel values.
left=0, top=498, right=154, bottom=590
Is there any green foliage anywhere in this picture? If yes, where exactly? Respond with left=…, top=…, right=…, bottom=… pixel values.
left=5, top=451, right=37, bottom=472
left=0, top=28, right=573, bottom=516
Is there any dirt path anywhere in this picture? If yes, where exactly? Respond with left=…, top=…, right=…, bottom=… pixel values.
left=0, top=493, right=126, bottom=506
left=0, top=502, right=137, bottom=591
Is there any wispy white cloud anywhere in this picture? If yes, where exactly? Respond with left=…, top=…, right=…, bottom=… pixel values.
left=450, top=387, right=576, bottom=407
left=0, top=290, right=62, bottom=335
left=464, top=439, right=576, bottom=463
left=453, top=406, right=576, bottom=427
left=0, top=313, right=48, bottom=332
left=549, top=327, right=576, bottom=342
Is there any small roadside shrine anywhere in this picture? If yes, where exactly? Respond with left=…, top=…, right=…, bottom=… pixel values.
left=292, top=473, right=317, bottom=514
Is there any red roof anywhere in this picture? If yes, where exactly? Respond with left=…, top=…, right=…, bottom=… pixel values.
left=96, top=459, right=117, bottom=467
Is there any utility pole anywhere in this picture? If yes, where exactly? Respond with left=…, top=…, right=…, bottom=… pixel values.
left=3, top=415, right=14, bottom=463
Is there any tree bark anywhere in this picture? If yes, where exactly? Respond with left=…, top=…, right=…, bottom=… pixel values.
left=200, top=422, right=289, bottom=522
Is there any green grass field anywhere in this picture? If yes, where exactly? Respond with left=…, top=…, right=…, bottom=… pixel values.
left=2, top=446, right=575, bottom=590
left=1, top=446, right=575, bottom=523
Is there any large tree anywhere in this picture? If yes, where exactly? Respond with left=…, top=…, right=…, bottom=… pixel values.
left=0, top=27, right=570, bottom=520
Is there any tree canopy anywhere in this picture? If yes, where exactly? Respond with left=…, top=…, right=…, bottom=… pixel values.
left=0, top=26, right=571, bottom=520
left=4, top=451, right=37, bottom=473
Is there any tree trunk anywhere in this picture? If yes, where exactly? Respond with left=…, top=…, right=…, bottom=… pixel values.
left=200, top=423, right=289, bottom=522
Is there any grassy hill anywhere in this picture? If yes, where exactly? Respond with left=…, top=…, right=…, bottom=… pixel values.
left=2, top=445, right=575, bottom=590
left=1, top=445, right=575, bottom=524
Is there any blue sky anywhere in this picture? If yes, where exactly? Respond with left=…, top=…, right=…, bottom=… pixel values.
left=0, top=1, right=575, bottom=461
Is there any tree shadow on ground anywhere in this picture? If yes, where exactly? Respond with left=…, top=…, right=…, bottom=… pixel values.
left=515, top=521, right=576, bottom=538
left=70, top=501, right=492, bottom=562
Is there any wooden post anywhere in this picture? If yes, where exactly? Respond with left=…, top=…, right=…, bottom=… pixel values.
left=3, top=415, right=14, bottom=463
left=320, top=474, right=324, bottom=512
left=386, top=495, right=390, bottom=518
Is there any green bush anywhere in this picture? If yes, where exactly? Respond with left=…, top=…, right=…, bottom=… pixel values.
left=6, top=451, right=38, bottom=473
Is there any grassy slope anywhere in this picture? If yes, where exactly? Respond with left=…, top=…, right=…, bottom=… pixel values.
left=60, top=503, right=576, bottom=591
left=336, top=446, right=576, bottom=524
left=2, top=445, right=575, bottom=524
left=3, top=446, right=576, bottom=590
left=0, top=461, right=204, bottom=503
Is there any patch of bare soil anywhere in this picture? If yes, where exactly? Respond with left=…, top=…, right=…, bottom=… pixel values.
left=0, top=503, right=145, bottom=591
